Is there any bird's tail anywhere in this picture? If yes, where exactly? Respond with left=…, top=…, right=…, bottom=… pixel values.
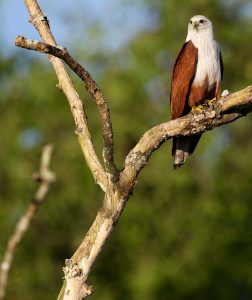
left=172, top=134, right=201, bottom=169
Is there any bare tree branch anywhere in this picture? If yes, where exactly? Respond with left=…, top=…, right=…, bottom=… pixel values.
left=14, top=37, right=252, bottom=189
left=120, top=85, right=252, bottom=189
left=59, top=86, right=252, bottom=299
left=0, top=144, right=55, bottom=300
left=15, top=1, right=252, bottom=299
left=22, top=0, right=108, bottom=192
left=14, top=36, right=118, bottom=182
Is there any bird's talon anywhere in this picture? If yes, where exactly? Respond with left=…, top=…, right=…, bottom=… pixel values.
left=205, top=97, right=217, bottom=109
left=206, top=97, right=216, bottom=105
left=191, top=105, right=203, bottom=114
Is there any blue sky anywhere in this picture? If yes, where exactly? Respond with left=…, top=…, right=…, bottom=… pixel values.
left=2, top=0, right=251, bottom=56
left=0, top=0, right=155, bottom=56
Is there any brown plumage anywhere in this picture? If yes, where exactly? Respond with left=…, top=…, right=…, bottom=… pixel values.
left=170, top=41, right=198, bottom=119
left=170, top=15, right=223, bottom=169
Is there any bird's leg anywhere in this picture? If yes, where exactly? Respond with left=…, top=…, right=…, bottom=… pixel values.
left=204, top=97, right=222, bottom=119
left=204, top=97, right=217, bottom=110
left=205, top=97, right=216, bottom=105
left=191, top=104, right=204, bottom=114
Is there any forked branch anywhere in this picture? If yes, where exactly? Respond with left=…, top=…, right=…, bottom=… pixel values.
left=57, top=85, right=252, bottom=300
left=15, top=35, right=118, bottom=182
left=16, top=0, right=252, bottom=299
left=23, top=0, right=108, bottom=192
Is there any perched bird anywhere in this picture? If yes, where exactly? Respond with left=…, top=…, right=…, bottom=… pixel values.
left=170, top=15, right=223, bottom=169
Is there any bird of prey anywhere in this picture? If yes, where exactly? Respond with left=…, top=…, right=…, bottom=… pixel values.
left=170, top=15, right=223, bottom=169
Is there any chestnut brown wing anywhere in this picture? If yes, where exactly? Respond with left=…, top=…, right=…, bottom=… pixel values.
left=170, top=41, right=198, bottom=119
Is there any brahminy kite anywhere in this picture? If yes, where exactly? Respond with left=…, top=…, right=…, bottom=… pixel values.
left=170, top=15, right=223, bottom=169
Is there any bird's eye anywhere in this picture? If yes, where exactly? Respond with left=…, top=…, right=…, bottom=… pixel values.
left=199, top=19, right=205, bottom=24
left=190, top=20, right=192, bottom=24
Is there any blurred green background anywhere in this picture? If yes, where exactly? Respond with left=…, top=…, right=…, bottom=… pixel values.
left=1, top=0, right=252, bottom=299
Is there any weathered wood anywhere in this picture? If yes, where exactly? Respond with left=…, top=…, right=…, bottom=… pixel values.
left=15, top=1, right=252, bottom=299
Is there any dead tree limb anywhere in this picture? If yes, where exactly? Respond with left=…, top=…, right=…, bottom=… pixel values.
left=16, top=0, right=252, bottom=299
left=120, top=86, right=252, bottom=189
left=22, top=0, right=108, bottom=192
left=0, top=144, right=55, bottom=300
left=14, top=35, right=118, bottom=182
left=58, top=86, right=252, bottom=300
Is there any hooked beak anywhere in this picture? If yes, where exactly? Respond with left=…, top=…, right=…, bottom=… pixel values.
left=191, top=20, right=199, bottom=31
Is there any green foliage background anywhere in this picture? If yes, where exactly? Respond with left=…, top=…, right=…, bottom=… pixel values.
left=1, top=0, right=252, bottom=299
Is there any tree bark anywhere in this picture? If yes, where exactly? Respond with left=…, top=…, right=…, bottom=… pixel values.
left=15, top=0, right=252, bottom=299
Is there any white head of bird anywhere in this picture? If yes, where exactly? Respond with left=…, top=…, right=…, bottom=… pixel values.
left=186, top=15, right=214, bottom=42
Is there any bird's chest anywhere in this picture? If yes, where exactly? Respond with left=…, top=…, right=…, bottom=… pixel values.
left=193, top=46, right=220, bottom=88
